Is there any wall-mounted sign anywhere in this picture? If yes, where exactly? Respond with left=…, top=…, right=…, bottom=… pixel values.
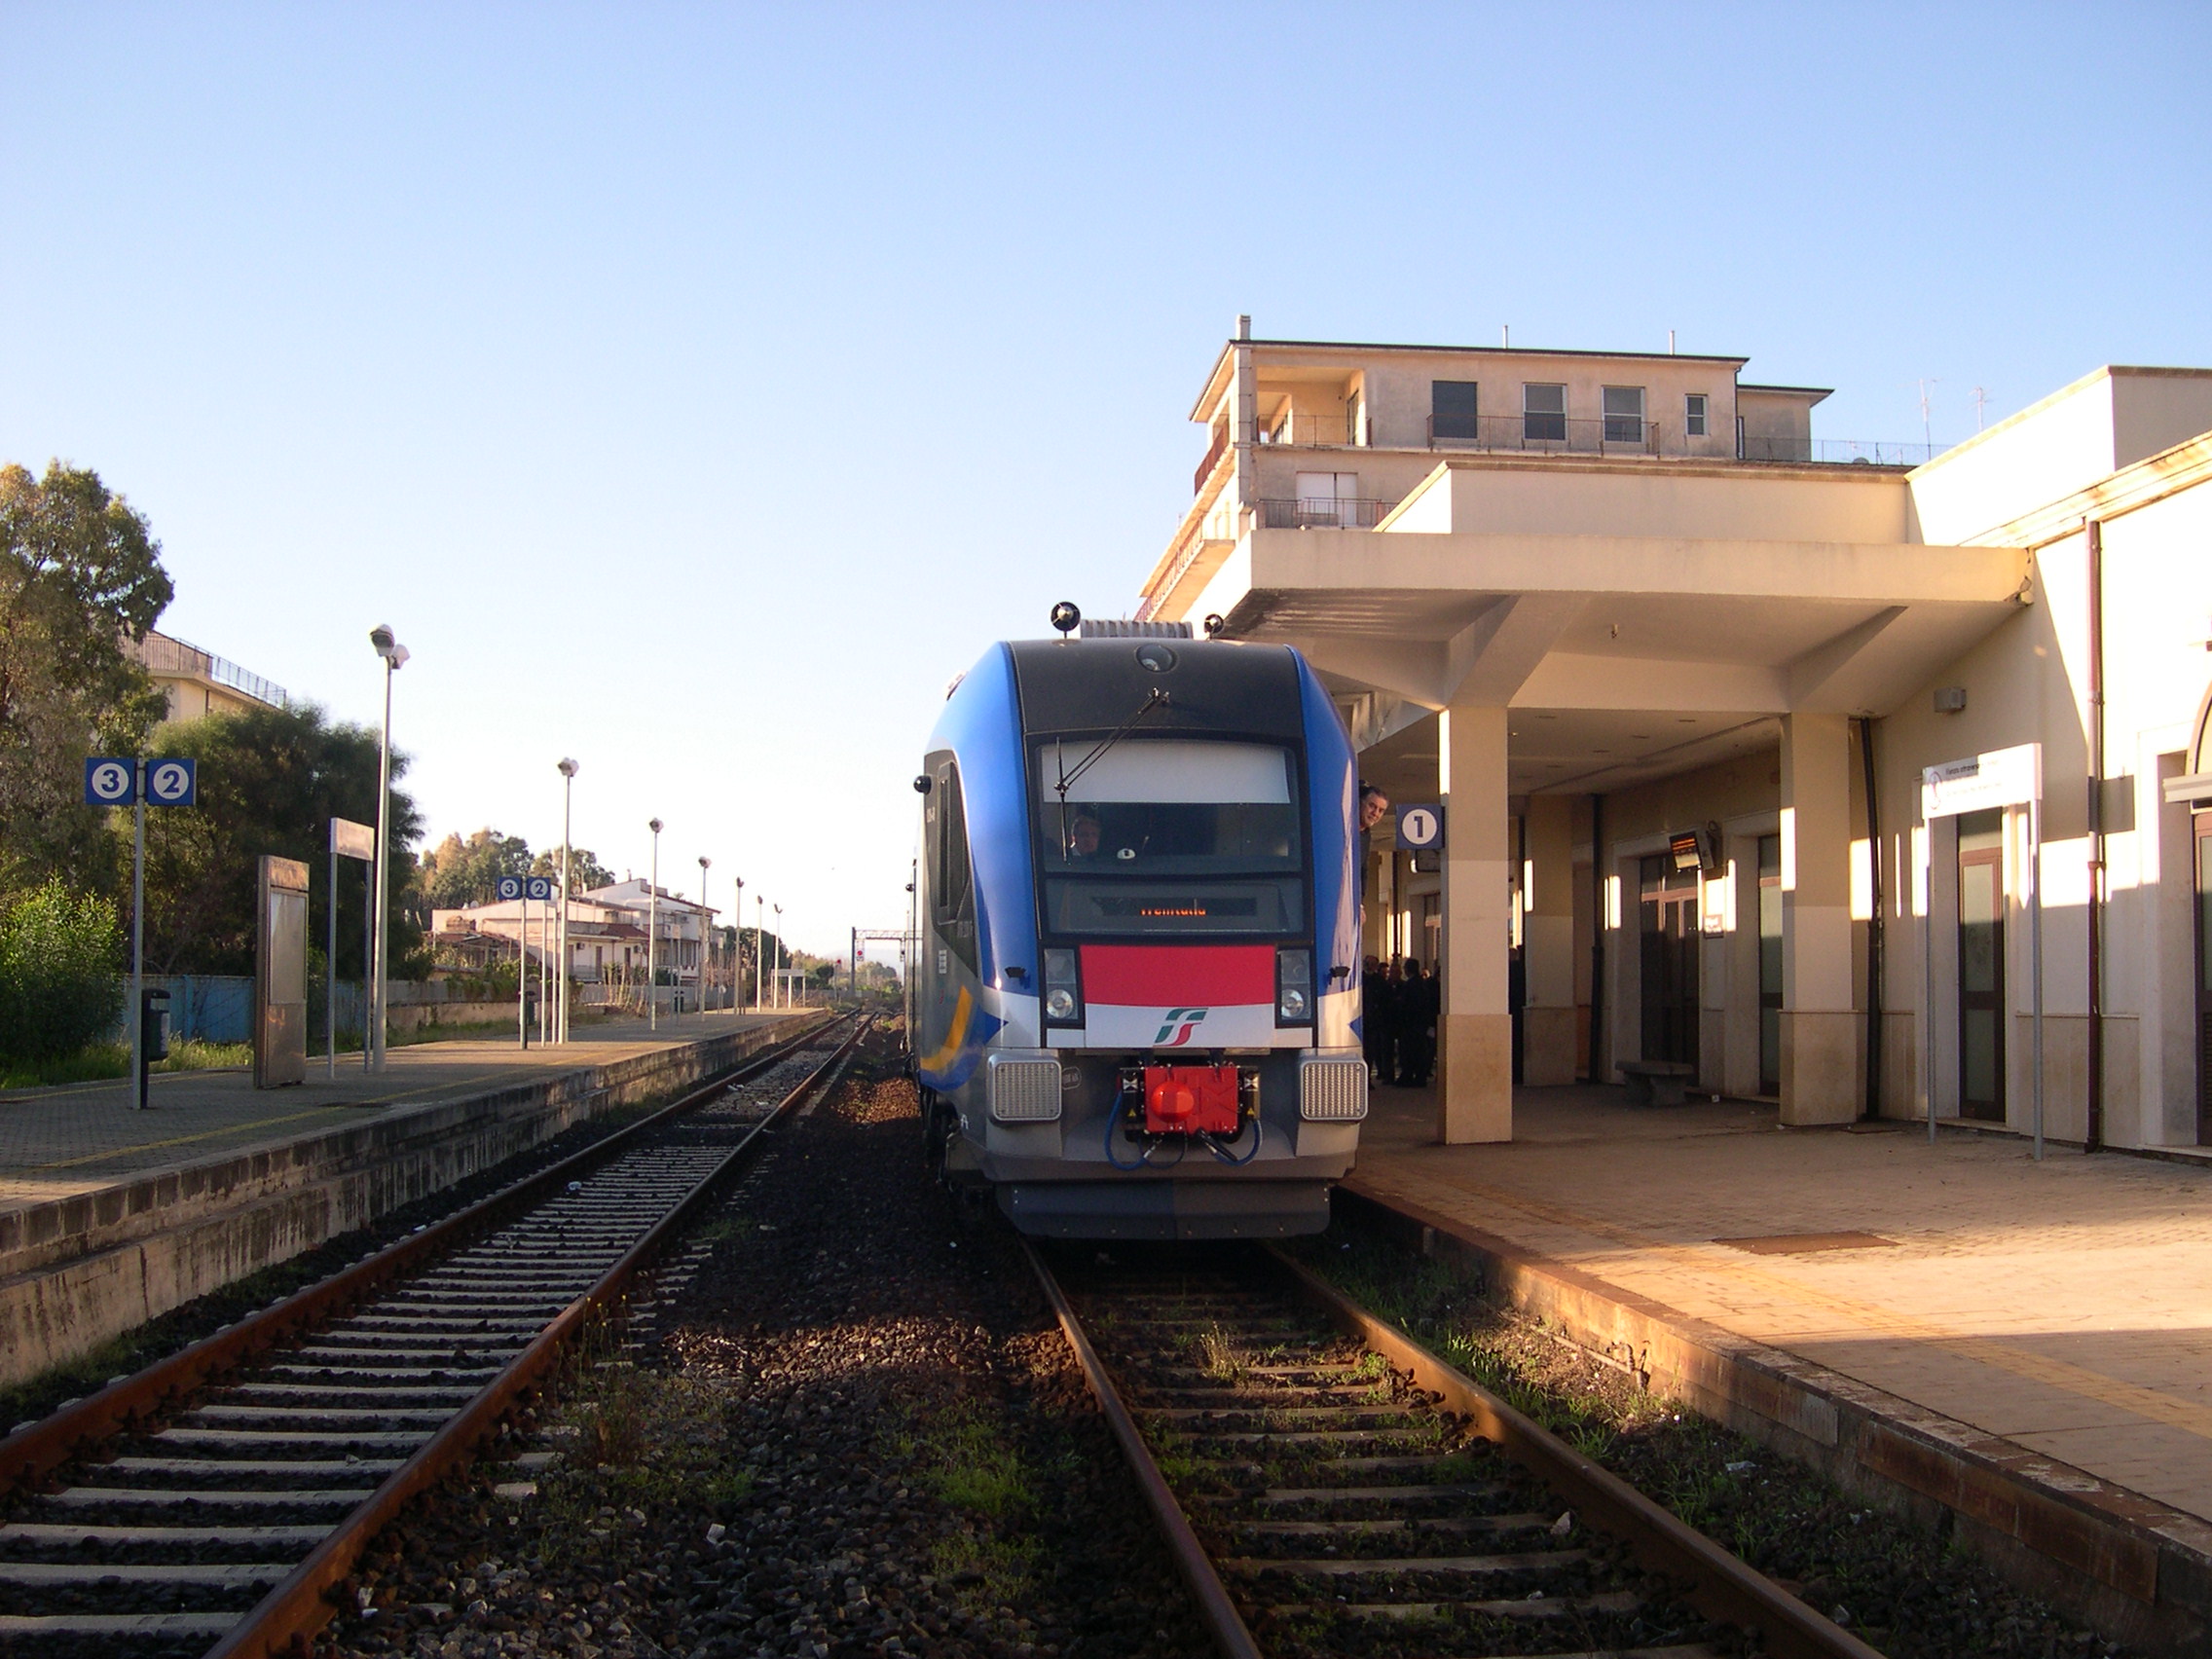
left=1923, top=742, right=2042, bottom=820
left=1395, top=805, right=1444, bottom=850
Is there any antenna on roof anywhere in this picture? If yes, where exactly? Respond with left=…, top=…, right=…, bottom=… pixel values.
left=1910, top=378, right=1939, bottom=453
left=1970, top=386, right=1989, bottom=432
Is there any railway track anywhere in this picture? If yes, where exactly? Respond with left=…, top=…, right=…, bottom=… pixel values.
left=0, top=1014, right=866, bottom=1659
left=1029, top=1240, right=1883, bottom=1659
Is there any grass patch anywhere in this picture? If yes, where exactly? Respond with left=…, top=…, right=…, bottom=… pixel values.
left=896, top=1399, right=1038, bottom=1521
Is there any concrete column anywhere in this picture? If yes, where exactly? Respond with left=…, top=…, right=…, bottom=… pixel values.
left=1521, top=793, right=1576, bottom=1086
left=1781, top=713, right=1862, bottom=1124
left=1440, top=704, right=1512, bottom=1142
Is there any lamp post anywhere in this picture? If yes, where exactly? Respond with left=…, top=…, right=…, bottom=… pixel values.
left=367, top=625, right=409, bottom=1072
left=556, top=758, right=577, bottom=1043
left=697, top=856, right=712, bottom=1018
left=731, top=875, right=744, bottom=1014
left=773, top=903, right=784, bottom=1009
left=647, top=818, right=663, bottom=1032
left=756, top=893, right=765, bottom=1012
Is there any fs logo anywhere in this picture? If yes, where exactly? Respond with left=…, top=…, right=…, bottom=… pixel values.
left=1153, top=1007, right=1208, bottom=1048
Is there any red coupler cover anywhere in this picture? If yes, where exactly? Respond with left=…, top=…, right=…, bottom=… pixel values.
left=1143, top=1065, right=1241, bottom=1135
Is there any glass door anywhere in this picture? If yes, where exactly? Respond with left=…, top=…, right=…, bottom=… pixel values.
left=2196, top=815, right=2212, bottom=1144
left=1639, top=856, right=1700, bottom=1067
left=1957, top=810, right=2007, bottom=1123
left=1757, top=833, right=1783, bottom=1095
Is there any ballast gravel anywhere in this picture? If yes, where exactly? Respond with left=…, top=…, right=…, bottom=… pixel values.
left=312, top=1027, right=1209, bottom=1659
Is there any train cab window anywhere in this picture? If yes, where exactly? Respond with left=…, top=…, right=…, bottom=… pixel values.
left=1038, top=738, right=1305, bottom=936
left=930, top=758, right=978, bottom=970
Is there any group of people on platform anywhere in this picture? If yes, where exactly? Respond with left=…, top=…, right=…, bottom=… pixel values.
left=1361, top=955, right=1438, bottom=1088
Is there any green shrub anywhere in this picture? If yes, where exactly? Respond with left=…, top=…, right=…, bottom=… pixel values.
left=0, top=882, right=124, bottom=1063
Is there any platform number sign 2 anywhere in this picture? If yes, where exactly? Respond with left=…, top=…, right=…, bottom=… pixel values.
left=84, top=756, right=197, bottom=808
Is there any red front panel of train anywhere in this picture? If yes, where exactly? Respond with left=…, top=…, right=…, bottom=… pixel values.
left=1141, top=1064, right=1241, bottom=1134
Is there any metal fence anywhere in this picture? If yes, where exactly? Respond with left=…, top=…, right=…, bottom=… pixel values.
left=1425, top=412, right=1663, bottom=456
left=1740, top=435, right=1939, bottom=466
left=1255, top=497, right=1399, bottom=530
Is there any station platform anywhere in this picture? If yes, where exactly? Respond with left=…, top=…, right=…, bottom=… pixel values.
left=0, top=1009, right=822, bottom=1387
left=1346, top=1082, right=2212, bottom=1646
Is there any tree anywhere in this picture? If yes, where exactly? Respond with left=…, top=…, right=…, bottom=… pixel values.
left=421, top=829, right=532, bottom=911
left=133, top=703, right=425, bottom=977
left=0, top=461, right=173, bottom=895
left=530, top=845, right=616, bottom=893
left=0, top=881, right=124, bottom=1062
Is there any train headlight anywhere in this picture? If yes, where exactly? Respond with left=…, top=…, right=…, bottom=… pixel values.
left=1275, top=947, right=1312, bottom=1024
left=1043, top=948, right=1083, bottom=1027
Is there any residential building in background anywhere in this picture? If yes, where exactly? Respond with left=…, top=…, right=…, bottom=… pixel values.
left=128, top=630, right=291, bottom=721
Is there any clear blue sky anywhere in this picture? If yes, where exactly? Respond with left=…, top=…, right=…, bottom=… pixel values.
left=4, top=4, right=2205, bottom=956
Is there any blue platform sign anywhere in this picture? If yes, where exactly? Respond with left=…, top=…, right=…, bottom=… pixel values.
left=525, top=875, right=554, bottom=902
left=146, top=758, right=196, bottom=806
left=85, top=757, right=136, bottom=805
left=1395, top=804, right=1445, bottom=851
left=496, top=875, right=525, bottom=902
left=85, top=757, right=198, bottom=807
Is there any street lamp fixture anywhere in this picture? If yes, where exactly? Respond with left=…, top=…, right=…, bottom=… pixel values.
left=367, top=625, right=407, bottom=1071
left=698, top=855, right=712, bottom=1018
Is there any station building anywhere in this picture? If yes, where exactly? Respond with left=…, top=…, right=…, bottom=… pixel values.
left=1137, top=322, right=2212, bottom=1151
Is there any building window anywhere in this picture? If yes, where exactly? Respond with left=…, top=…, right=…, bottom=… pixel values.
left=1523, top=384, right=1567, bottom=443
left=1431, top=380, right=1479, bottom=441
left=1603, top=386, right=1645, bottom=445
left=1685, top=392, right=1708, bottom=437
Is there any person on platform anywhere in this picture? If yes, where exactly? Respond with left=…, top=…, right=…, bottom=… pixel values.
left=1371, top=958, right=1403, bottom=1085
left=1358, top=782, right=1391, bottom=833
left=1397, top=959, right=1439, bottom=1088
left=1359, top=954, right=1384, bottom=1076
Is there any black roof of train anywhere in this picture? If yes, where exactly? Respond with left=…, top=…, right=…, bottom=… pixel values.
left=1007, top=638, right=1305, bottom=742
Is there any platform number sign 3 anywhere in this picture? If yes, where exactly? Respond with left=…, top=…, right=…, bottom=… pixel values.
left=85, top=758, right=135, bottom=805
left=1395, top=804, right=1445, bottom=851
left=497, top=875, right=525, bottom=902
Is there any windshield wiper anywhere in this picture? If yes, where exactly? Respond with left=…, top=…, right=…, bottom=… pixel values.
left=1053, top=687, right=1170, bottom=804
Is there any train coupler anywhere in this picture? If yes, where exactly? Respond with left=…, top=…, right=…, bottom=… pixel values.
left=1120, top=1062, right=1256, bottom=1136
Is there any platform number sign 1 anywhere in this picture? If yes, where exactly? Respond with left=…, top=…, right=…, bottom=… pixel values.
left=1395, top=804, right=1445, bottom=851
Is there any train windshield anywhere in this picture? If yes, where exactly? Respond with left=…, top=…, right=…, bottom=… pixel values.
left=1037, top=739, right=1305, bottom=936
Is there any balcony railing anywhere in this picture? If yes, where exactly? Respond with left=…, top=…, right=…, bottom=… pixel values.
left=1739, top=435, right=1939, bottom=466
left=1193, top=424, right=1230, bottom=494
left=1256, top=410, right=1363, bottom=448
left=1426, top=412, right=1662, bottom=456
left=1256, top=497, right=1399, bottom=531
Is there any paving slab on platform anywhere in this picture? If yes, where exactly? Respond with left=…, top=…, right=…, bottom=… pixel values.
left=0, top=1010, right=792, bottom=1208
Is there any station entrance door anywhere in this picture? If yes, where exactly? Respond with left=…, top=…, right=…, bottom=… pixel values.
left=1639, top=855, right=1699, bottom=1068
left=1957, top=810, right=2007, bottom=1123
left=2197, top=812, right=2212, bottom=1143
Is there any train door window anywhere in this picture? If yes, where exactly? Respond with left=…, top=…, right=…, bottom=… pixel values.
left=2194, top=812, right=2212, bottom=1143
left=1757, top=833, right=1782, bottom=1095
left=1957, top=809, right=2007, bottom=1123
left=932, top=759, right=978, bottom=971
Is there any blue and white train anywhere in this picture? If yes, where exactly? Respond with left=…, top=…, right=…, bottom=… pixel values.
left=909, top=612, right=1368, bottom=1239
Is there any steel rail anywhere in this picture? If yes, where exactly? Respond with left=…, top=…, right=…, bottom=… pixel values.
left=201, top=1013, right=868, bottom=1659
left=0, top=1011, right=836, bottom=1506
left=1266, top=1246, right=1885, bottom=1659
left=1019, top=1237, right=1264, bottom=1659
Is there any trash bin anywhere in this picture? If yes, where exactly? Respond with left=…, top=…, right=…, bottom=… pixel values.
left=142, top=985, right=171, bottom=1062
